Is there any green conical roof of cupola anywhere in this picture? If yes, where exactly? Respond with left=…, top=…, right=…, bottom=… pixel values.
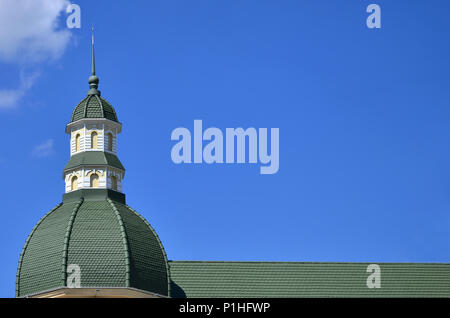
left=70, top=30, right=119, bottom=123
left=71, top=94, right=118, bottom=122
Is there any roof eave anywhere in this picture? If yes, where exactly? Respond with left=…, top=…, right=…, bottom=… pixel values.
left=66, top=118, right=122, bottom=133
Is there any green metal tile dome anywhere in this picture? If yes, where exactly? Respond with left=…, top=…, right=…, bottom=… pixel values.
left=16, top=190, right=170, bottom=297
left=71, top=91, right=118, bottom=123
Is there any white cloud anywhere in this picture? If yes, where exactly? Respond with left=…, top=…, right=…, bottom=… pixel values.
left=0, top=0, right=71, bottom=108
left=32, top=139, right=55, bottom=158
left=0, top=0, right=71, bottom=63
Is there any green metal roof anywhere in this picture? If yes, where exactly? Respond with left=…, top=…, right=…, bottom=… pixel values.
left=16, top=191, right=169, bottom=297
left=64, top=151, right=125, bottom=172
left=71, top=94, right=118, bottom=123
left=169, top=261, right=450, bottom=298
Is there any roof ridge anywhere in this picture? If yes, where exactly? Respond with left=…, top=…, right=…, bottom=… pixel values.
left=94, top=94, right=105, bottom=118
left=107, top=198, right=131, bottom=287
left=83, top=95, right=92, bottom=118
left=124, top=204, right=171, bottom=297
left=103, top=98, right=118, bottom=121
left=71, top=96, right=87, bottom=122
left=61, top=198, right=84, bottom=287
left=168, top=260, right=450, bottom=265
left=16, top=203, right=63, bottom=297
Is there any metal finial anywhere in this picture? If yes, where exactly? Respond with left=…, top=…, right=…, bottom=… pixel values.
left=87, top=26, right=100, bottom=95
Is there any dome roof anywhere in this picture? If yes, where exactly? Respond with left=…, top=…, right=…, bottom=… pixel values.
left=71, top=94, right=118, bottom=123
left=16, top=190, right=169, bottom=297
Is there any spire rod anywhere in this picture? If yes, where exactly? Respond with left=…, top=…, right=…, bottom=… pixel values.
left=91, top=26, right=95, bottom=76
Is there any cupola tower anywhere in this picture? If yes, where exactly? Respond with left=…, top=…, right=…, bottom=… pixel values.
left=16, top=33, right=170, bottom=298
left=64, top=31, right=124, bottom=193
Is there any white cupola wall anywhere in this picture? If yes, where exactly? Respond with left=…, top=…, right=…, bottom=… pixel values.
left=68, top=119, right=120, bottom=156
left=64, top=167, right=124, bottom=193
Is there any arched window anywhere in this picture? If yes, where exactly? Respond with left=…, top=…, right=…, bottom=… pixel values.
left=91, top=131, right=98, bottom=149
left=71, top=176, right=78, bottom=191
left=111, top=175, right=118, bottom=191
left=90, top=173, right=99, bottom=188
left=107, top=133, right=113, bottom=152
left=75, top=134, right=81, bottom=152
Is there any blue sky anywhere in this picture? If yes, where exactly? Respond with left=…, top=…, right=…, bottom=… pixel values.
left=1, top=0, right=450, bottom=297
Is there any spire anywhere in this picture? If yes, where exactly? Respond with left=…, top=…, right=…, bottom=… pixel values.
left=91, top=26, right=95, bottom=76
left=88, top=26, right=100, bottom=96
